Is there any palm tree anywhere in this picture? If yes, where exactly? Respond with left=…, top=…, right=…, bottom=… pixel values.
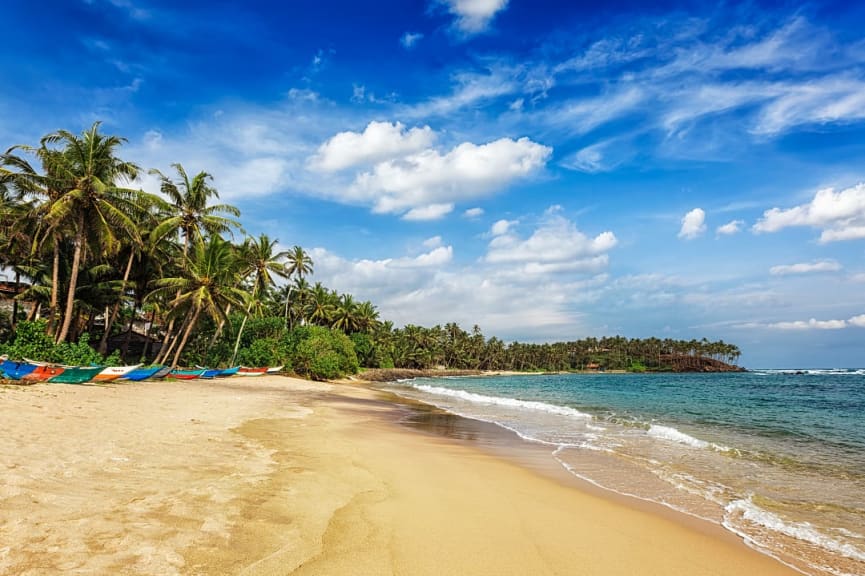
left=147, top=236, right=247, bottom=367
left=230, top=234, right=289, bottom=364
left=149, top=163, right=240, bottom=356
left=149, top=163, right=241, bottom=255
left=284, top=245, right=313, bottom=325
left=37, top=122, right=148, bottom=342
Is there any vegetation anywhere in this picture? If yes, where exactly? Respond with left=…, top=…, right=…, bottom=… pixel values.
left=0, top=122, right=742, bottom=379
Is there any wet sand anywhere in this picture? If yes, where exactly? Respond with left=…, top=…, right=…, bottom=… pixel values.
left=0, top=376, right=800, bottom=575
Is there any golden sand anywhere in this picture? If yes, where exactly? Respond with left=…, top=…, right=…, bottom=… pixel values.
left=0, top=376, right=799, bottom=575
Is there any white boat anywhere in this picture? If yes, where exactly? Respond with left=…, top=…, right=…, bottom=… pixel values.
left=93, top=364, right=142, bottom=382
left=265, top=365, right=284, bottom=374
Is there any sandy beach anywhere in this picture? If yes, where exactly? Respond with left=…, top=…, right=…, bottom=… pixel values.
left=0, top=376, right=800, bottom=575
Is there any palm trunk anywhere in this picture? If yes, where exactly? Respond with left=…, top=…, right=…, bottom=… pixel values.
left=171, top=305, right=201, bottom=368
left=47, top=234, right=60, bottom=335
left=230, top=306, right=252, bottom=366
left=26, top=301, right=41, bottom=322
left=11, top=271, right=20, bottom=330
left=206, top=303, right=232, bottom=352
left=154, top=318, right=176, bottom=364
left=55, top=218, right=84, bottom=343
left=98, top=250, right=135, bottom=354
left=158, top=312, right=191, bottom=365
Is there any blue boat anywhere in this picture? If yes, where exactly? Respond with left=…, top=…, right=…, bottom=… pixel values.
left=121, top=366, right=165, bottom=381
left=1, top=359, right=38, bottom=380
left=217, top=366, right=240, bottom=377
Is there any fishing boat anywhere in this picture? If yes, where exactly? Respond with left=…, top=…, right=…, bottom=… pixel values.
left=121, top=366, right=165, bottom=381
left=216, top=366, right=240, bottom=377
left=169, top=368, right=205, bottom=380
left=200, top=368, right=221, bottom=379
left=237, top=366, right=267, bottom=376
left=0, top=359, right=38, bottom=380
left=48, top=366, right=103, bottom=384
left=265, top=365, right=284, bottom=374
left=92, top=364, right=142, bottom=382
left=22, top=364, right=66, bottom=382
left=150, top=366, right=173, bottom=379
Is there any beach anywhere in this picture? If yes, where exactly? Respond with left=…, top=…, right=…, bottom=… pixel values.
left=0, top=376, right=800, bottom=575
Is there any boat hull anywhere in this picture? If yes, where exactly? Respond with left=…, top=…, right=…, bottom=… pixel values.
left=1, top=360, right=38, bottom=380
left=48, top=366, right=103, bottom=384
left=121, top=366, right=164, bottom=381
left=22, top=365, right=66, bottom=382
left=170, top=369, right=205, bottom=380
left=93, top=364, right=141, bottom=382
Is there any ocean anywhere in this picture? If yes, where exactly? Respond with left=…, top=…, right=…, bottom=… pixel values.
left=382, top=370, right=865, bottom=576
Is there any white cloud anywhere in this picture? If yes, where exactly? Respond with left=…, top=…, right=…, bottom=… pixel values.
left=485, top=211, right=617, bottom=276
left=309, top=121, right=436, bottom=172
left=439, top=0, right=509, bottom=35
left=753, top=183, right=865, bottom=242
left=769, top=260, right=842, bottom=276
left=402, top=203, right=454, bottom=221
left=423, top=236, right=443, bottom=249
left=768, top=318, right=848, bottom=330
left=463, top=207, right=484, bottom=218
left=401, top=32, right=424, bottom=49
left=738, top=313, right=865, bottom=330
left=349, top=137, right=551, bottom=217
left=716, top=219, right=744, bottom=235
left=490, top=219, right=516, bottom=236
left=678, top=208, right=706, bottom=239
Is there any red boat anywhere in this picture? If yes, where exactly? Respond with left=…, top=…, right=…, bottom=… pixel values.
left=22, top=365, right=66, bottom=382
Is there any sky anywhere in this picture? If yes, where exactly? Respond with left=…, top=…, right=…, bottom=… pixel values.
left=2, top=0, right=865, bottom=367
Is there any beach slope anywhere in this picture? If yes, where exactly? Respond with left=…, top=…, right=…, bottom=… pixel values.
left=0, top=377, right=798, bottom=575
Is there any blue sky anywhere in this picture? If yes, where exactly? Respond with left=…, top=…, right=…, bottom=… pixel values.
left=3, top=0, right=865, bottom=367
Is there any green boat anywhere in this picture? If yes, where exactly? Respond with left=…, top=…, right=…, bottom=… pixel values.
left=48, top=366, right=104, bottom=384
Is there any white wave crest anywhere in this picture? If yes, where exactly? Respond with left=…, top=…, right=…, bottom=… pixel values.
left=647, top=424, right=730, bottom=452
left=412, top=384, right=593, bottom=420
left=725, top=498, right=865, bottom=562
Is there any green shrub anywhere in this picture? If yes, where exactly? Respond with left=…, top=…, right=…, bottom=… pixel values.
left=5, top=320, right=54, bottom=361
left=237, top=337, right=290, bottom=369
left=289, top=325, right=358, bottom=380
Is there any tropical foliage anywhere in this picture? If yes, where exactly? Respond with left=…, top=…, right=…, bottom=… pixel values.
left=0, top=123, right=741, bottom=378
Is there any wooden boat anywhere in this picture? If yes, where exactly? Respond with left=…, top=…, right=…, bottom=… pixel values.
left=48, top=366, right=103, bottom=384
left=237, top=366, right=267, bottom=377
left=200, top=368, right=221, bottom=379
left=150, top=366, right=173, bottom=379
left=93, top=364, right=142, bottom=382
left=169, top=368, right=205, bottom=380
left=1, top=359, right=38, bottom=380
left=217, top=366, right=240, bottom=377
left=266, top=365, right=284, bottom=374
left=121, top=366, right=165, bottom=381
left=22, top=365, right=66, bottom=382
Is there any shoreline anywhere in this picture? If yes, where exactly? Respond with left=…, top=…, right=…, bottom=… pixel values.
left=0, top=376, right=798, bottom=575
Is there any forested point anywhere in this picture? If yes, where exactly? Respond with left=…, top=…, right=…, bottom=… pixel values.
left=0, top=123, right=743, bottom=379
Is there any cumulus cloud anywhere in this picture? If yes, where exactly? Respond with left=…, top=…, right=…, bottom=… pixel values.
left=485, top=210, right=617, bottom=276
left=439, top=0, right=509, bottom=35
left=716, top=219, right=744, bottom=235
left=678, top=208, right=706, bottom=239
left=753, top=183, right=865, bottom=242
left=309, top=243, right=606, bottom=340
left=402, top=203, right=454, bottom=221
left=401, top=32, right=424, bottom=49
left=463, top=207, right=484, bottom=218
left=738, top=314, right=865, bottom=330
left=769, top=260, right=842, bottom=276
left=309, top=121, right=435, bottom=172
left=349, top=137, right=551, bottom=217
left=490, top=219, right=516, bottom=236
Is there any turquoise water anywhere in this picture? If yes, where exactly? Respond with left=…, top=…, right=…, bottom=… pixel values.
left=385, top=370, right=865, bottom=576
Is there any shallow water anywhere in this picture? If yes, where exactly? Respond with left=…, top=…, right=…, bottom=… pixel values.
left=383, top=371, right=865, bottom=576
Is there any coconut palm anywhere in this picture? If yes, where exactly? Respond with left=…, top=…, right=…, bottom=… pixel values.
left=147, top=235, right=247, bottom=367
left=284, top=245, right=313, bottom=325
left=37, top=122, right=151, bottom=342
left=149, top=163, right=241, bottom=254
left=230, top=234, right=289, bottom=364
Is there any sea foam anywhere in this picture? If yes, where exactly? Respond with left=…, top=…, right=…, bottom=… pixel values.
left=725, top=498, right=865, bottom=562
left=412, top=384, right=593, bottom=420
